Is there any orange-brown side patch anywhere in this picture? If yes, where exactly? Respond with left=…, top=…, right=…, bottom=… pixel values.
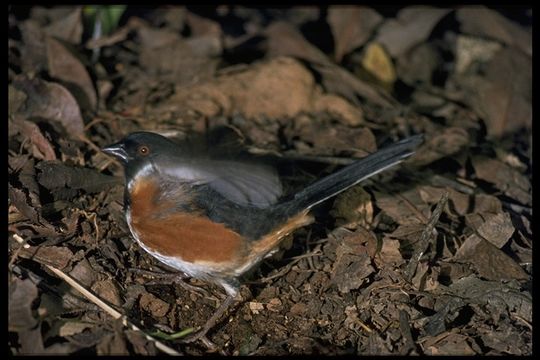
left=129, top=177, right=245, bottom=264
left=248, top=211, right=314, bottom=261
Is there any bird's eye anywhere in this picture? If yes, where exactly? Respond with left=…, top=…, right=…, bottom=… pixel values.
left=138, top=145, right=150, bottom=155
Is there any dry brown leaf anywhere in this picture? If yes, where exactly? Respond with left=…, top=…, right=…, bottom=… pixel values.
left=8, top=277, right=39, bottom=331
left=377, top=238, right=404, bottom=266
left=330, top=228, right=376, bottom=293
left=91, top=280, right=123, bottom=307
left=472, top=156, right=530, bottom=206
left=10, top=116, right=56, bottom=161
left=12, top=76, right=85, bottom=137
left=330, top=185, right=373, bottom=229
left=46, top=36, right=97, bottom=111
left=453, top=47, right=531, bottom=139
left=374, top=187, right=427, bottom=225
left=454, top=235, right=528, bottom=281
left=43, top=6, right=83, bottom=44
left=263, top=21, right=394, bottom=108
left=396, top=43, right=442, bottom=86
left=19, top=246, right=74, bottom=270
left=375, top=7, right=451, bottom=57
left=411, top=127, right=469, bottom=166
left=456, top=6, right=531, bottom=56
left=139, top=293, right=170, bottom=318
left=327, top=6, right=383, bottom=62
left=465, top=212, right=514, bottom=248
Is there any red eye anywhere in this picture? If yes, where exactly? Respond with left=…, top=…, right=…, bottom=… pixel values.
left=138, top=145, right=149, bottom=155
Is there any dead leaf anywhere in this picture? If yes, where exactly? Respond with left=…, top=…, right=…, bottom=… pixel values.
left=9, top=277, right=39, bottom=331
left=91, top=280, right=123, bottom=308
left=96, top=332, right=129, bottom=356
left=412, top=127, right=469, bottom=166
left=330, top=185, right=373, bottom=229
left=453, top=48, right=531, bottom=139
left=263, top=21, right=394, bottom=108
left=456, top=6, right=531, bottom=56
left=327, top=6, right=383, bottom=62
left=139, top=293, right=170, bottom=318
left=58, top=321, right=94, bottom=337
left=424, top=332, right=476, bottom=355
left=455, top=35, right=502, bottom=74
left=10, top=116, right=56, bottom=161
left=44, top=6, right=83, bottom=44
left=46, top=36, right=97, bottom=111
left=454, top=235, right=528, bottom=281
left=375, top=7, right=451, bottom=57
left=361, top=42, right=396, bottom=87
left=378, top=238, right=404, bottom=266
left=284, top=116, right=376, bottom=157
left=125, top=330, right=157, bottom=355
left=330, top=228, right=375, bottom=293
left=19, top=19, right=49, bottom=73
left=36, top=161, right=121, bottom=196
left=465, top=212, right=514, bottom=248
left=8, top=185, right=40, bottom=223
left=396, top=43, right=442, bottom=86
left=19, top=246, right=74, bottom=270
left=12, top=76, right=85, bottom=137
left=472, top=156, right=530, bottom=206
left=374, top=188, right=427, bottom=225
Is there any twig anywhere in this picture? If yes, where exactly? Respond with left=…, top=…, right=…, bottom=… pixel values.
left=405, top=192, right=448, bottom=283
left=11, top=234, right=181, bottom=356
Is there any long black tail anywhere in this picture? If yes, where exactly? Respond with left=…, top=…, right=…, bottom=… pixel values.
left=284, top=134, right=423, bottom=214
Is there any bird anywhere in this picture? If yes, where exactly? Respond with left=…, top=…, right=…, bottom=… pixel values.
left=102, top=131, right=423, bottom=344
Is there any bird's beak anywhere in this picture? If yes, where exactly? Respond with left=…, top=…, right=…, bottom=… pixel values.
left=102, top=142, right=129, bottom=163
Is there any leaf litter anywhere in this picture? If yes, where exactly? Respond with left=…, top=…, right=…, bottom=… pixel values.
left=8, top=5, right=531, bottom=356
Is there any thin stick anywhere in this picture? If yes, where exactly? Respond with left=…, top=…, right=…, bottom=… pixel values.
left=11, top=234, right=181, bottom=356
left=405, top=192, right=448, bottom=283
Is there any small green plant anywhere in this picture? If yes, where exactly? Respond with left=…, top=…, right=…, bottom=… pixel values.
left=84, top=5, right=126, bottom=36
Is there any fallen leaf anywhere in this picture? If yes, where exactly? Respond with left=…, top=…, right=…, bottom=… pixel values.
left=46, top=36, right=97, bottom=111
left=375, top=7, right=451, bottom=57
left=456, top=6, right=531, bottom=56
left=91, top=280, right=123, bottom=307
left=454, top=235, right=528, bottom=281
left=19, top=20, right=49, bottom=73
left=19, top=246, right=74, bottom=270
left=455, top=35, right=502, bottom=74
left=43, top=6, right=83, bottom=44
left=58, top=321, right=94, bottom=337
left=412, top=127, right=469, bottom=166
left=263, top=21, right=394, bottom=108
left=10, top=116, right=56, bottom=161
left=396, top=43, right=442, bottom=86
left=453, top=48, right=531, bottom=138
left=12, top=76, right=85, bottom=137
left=8, top=185, right=40, bottom=223
left=374, top=187, right=427, bottom=225
left=361, top=42, right=397, bottom=87
left=472, top=156, right=530, bottom=206
left=378, top=238, right=404, bottom=266
left=465, top=212, right=514, bottom=248
left=139, top=293, right=170, bottom=318
left=327, top=6, right=383, bottom=62
left=36, top=161, right=121, bottom=196
left=8, top=277, right=39, bottom=331
left=330, top=228, right=375, bottom=293
left=330, top=185, right=373, bottom=229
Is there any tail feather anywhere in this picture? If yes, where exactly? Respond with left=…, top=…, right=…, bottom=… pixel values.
left=284, top=134, right=423, bottom=214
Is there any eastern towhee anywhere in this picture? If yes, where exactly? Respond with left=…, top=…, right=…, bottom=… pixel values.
left=102, top=131, right=423, bottom=343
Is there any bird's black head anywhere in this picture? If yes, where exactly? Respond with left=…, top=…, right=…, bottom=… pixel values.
left=102, top=132, right=180, bottom=178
